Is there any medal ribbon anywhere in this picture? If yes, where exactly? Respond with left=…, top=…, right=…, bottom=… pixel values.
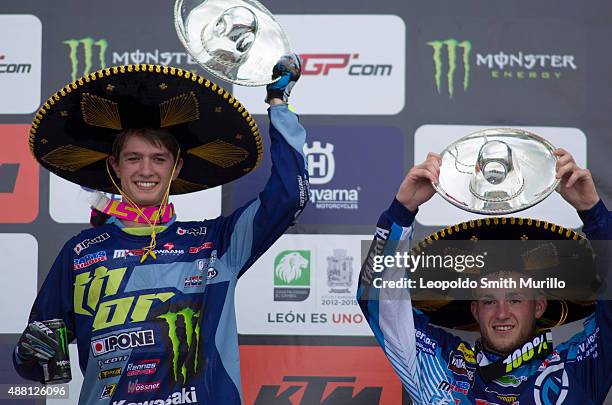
left=475, top=330, right=553, bottom=382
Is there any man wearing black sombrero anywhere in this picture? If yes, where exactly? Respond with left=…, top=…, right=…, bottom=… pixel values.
left=358, top=150, right=611, bottom=404
left=13, top=55, right=308, bottom=404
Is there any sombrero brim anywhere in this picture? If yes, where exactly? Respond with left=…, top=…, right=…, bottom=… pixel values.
left=29, top=64, right=263, bottom=194
left=410, top=217, right=597, bottom=331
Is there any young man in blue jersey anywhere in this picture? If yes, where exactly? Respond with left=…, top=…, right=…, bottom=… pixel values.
left=14, top=55, right=309, bottom=404
left=358, top=149, right=611, bottom=404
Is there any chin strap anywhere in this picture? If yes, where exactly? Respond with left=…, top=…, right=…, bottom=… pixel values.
left=105, top=147, right=181, bottom=263
left=474, top=329, right=553, bottom=382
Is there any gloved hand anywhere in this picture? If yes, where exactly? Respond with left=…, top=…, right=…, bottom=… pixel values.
left=16, top=322, right=58, bottom=365
left=266, top=53, right=302, bottom=103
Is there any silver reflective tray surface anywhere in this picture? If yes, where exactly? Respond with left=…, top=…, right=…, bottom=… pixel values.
left=435, top=128, right=560, bottom=215
left=175, top=0, right=290, bottom=86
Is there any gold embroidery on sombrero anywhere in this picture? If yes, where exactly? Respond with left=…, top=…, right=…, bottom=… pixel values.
left=42, top=145, right=108, bottom=172
left=159, top=92, right=200, bottom=128
left=81, top=93, right=122, bottom=130
left=187, top=140, right=248, bottom=168
left=172, top=177, right=207, bottom=194
left=522, top=243, right=559, bottom=271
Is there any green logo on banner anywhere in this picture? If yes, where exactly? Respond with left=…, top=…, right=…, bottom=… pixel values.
left=274, top=250, right=311, bottom=286
left=427, top=39, right=472, bottom=98
left=64, top=37, right=108, bottom=81
left=158, top=307, right=201, bottom=384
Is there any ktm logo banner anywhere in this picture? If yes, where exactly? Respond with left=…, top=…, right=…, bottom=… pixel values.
left=0, top=125, right=39, bottom=223
left=240, top=346, right=402, bottom=404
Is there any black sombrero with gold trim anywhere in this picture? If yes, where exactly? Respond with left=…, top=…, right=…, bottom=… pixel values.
left=410, top=217, right=597, bottom=331
left=29, top=64, right=263, bottom=194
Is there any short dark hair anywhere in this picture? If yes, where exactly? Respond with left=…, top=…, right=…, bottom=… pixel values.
left=112, top=128, right=180, bottom=162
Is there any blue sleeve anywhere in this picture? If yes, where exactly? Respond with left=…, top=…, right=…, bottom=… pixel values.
left=358, top=199, right=467, bottom=404
left=13, top=240, right=77, bottom=382
left=559, top=200, right=612, bottom=402
left=216, top=104, right=308, bottom=278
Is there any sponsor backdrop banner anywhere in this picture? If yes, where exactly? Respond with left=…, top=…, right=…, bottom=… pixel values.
left=230, top=126, right=405, bottom=226
left=0, top=15, right=41, bottom=114
left=236, top=234, right=372, bottom=336
left=240, top=346, right=403, bottom=405
left=233, top=15, right=406, bottom=115
left=1, top=0, right=612, bottom=404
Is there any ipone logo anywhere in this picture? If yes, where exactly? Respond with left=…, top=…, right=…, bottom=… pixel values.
left=91, top=330, right=155, bottom=357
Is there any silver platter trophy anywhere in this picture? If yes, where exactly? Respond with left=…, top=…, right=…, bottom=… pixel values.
left=435, top=128, right=560, bottom=215
left=174, top=0, right=290, bottom=86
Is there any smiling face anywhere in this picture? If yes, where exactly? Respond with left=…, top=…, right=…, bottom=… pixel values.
left=471, top=273, right=547, bottom=355
left=108, top=130, right=183, bottom=207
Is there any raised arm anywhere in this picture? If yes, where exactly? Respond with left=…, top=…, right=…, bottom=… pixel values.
left=358, top=154, right=469, bottom=404
left=215, top=54, right=309, bottom=277
left=554, top=148, right=612, bottom=402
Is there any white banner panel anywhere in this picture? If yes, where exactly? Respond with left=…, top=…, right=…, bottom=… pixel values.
left=0, top=15, right=42, bottom=114
left=0, top=234, right=37, bottom=333
left=233, top=15, right=405, bottom=115
left=236, top=234, right=373, bottom=336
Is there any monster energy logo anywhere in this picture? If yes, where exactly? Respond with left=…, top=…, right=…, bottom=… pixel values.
left=64, top=37, right=108, bottom=81
left=158, top=308, right=201, bottom=384
left=428, top=39, right=472, bottom=98
left=58, top=326, right=69, bottom=356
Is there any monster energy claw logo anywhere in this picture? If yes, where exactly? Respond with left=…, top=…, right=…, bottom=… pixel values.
left=158, top=307, right=202, bottom=384
left=58, top=326, right=69, bottom=355
left=428, top=39, right=472, bottom=98
left=64, top=37, right=108, bottom=81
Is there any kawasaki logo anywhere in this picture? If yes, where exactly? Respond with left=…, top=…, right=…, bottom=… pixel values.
left=112, top=387, right=197, bottom=405
left=64, top=37, right=108, bottom=82
left=158, top=307, right=202, bottom=384
left=428, top=39, right=472, bottom=98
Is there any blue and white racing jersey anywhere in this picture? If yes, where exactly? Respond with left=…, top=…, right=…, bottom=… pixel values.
left=358, top=199, right=612, bottom=405
left=14, top=104, right=309, bottom=405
